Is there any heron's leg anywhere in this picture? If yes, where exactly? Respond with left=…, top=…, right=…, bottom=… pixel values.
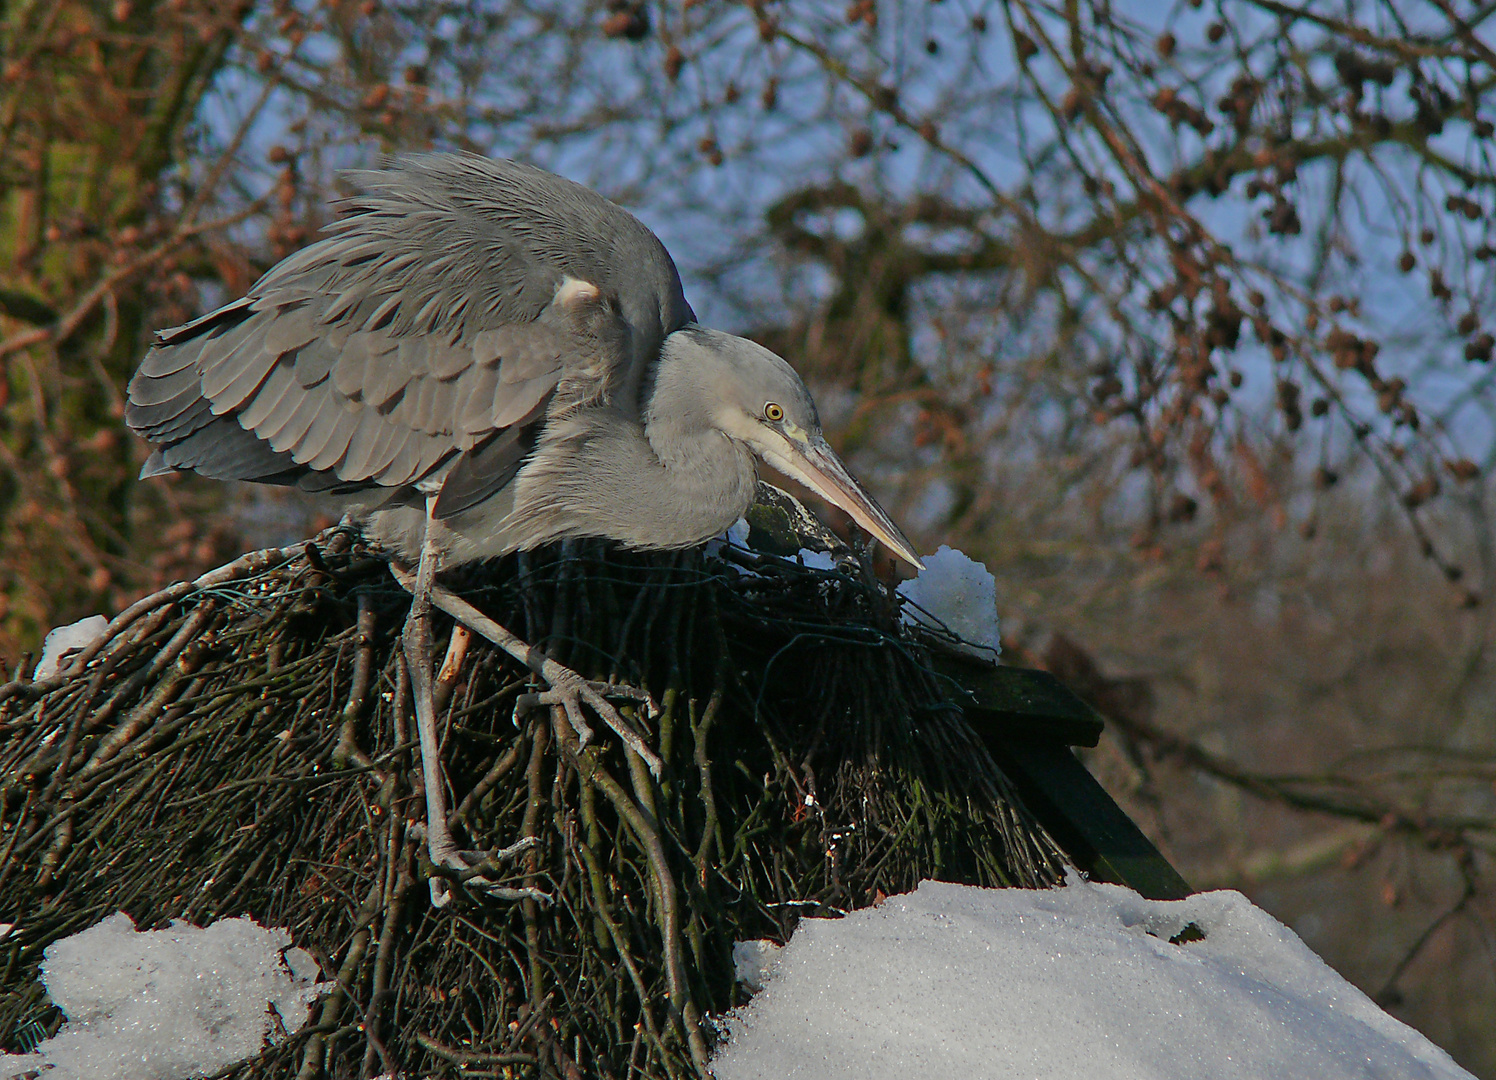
left=397, top=502, right=546, bottom=907
left=399, top=500, right=470, bottom=905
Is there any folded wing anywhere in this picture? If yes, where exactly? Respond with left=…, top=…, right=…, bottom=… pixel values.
left=126, top=153, right=695, bottom=518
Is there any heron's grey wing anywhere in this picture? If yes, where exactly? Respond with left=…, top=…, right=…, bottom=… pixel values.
left=127, top=295, right=568, bottom=495
left=127, top=153, right=694, bottom=513
left=431, top=425, right=538, bottom=518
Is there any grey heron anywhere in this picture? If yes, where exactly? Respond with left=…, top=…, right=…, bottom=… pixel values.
left=125, top=152, right=922, bottom=901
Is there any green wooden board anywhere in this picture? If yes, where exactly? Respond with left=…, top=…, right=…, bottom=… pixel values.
left=992, top=740, right=1194, bottom=901
left=936, top=657, right=1193, bottom=901
left=932, top=655, right=1104, bottom=747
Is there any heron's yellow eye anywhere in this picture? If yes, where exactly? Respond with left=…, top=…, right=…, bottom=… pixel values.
left=764, top=402, right=784, bottom=422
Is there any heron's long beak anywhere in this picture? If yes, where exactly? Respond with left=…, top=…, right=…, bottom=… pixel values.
left=761, top=433, right=925, bottom=570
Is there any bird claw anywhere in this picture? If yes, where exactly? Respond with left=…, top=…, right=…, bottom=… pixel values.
left=401, top=575, right=667, bottom=777
left=594, top=680, right=661, bottom=717
left=517, top=677, right=656, bottom=715
left=425, top=835, right=548, bottom=907
left=515, top=674, right=659, bottom=755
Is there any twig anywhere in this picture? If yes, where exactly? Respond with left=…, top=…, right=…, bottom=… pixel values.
left=414, top=1033, right=537, bottom=1067
left=0, top=202, right=267, bottom=363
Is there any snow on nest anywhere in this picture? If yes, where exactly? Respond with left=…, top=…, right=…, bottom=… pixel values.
left=32, top=615, right=109, bottom=681
left=0, top=913, right=324, bottom=1080
left=795, top=549, right=839, bottom=572
left=714, top=876, right=1473, bottom=1080
left=896, top=545, right=1001, bottom=658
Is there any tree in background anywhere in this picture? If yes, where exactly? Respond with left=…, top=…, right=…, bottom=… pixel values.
left=2, top=0, right=1493, bottom=1073
left=0, top=0, right=255, bottom=655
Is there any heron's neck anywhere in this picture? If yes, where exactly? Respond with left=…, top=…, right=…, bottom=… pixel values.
left=503, top=410, right=756, bottom=552
left=639, top=414, right=758, bottom=542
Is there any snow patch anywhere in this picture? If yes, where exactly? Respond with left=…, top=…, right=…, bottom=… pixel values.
left=732, top=939, right=783, bottom=993
left=706, top=518, right=760, bottom=576
left=32, top=615, right=109, bottom=681
left=896, top=545, right=1001, bottom=658
left=0, top=913, right=324, bottom=1080
left=713, top=877, right=1474, bottom=1080
left=796, top=549, right=838, bottom=572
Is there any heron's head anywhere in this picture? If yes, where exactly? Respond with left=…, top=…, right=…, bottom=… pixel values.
left=655, top=326, right=923, bottom=570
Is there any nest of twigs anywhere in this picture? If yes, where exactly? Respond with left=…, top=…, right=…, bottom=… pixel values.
left=0, top=525, right=1065, bottom=1079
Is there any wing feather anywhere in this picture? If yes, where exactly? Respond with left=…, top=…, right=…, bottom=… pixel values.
left=131, top=392, right=213, bottom=443
left=433, top=427, right=533, bottom=518
left=396, top=338, right=430, bottom=377
left=492, top=374, right=558, bottom=430
left=497, top=328, right=564, bottom=383
left=470, top=328, right=506, bottom=367
left=331, top=332, right=373, bottom=398
left=426, top=336, right=473, bottom=380
left=247, top=369, right=308, bottom=443
left=292, top=392, right=351, bottom=466
left=381, top=434, right=431, bottom=487
left=152, top=298, right=255, bottom=349
left=238, top=362, right=299, bottom=431
left=394, top=376, right=450, bottom=434
left=424, top=380, right=458, bottom=434
left=359, top=417, right=410, bottom=480
left=384, top=378, right=428, bottom=433
left=358, top=335, right=407, bottom=408
left=211, top=337, right=287, bottom=414
left=293, top=335, right=342, bottom=388
left=136, top=340, right=208, bottom=379
left=304, top=405, right=361, bottom=472
left=263, top=385, right=324, bottom=452
left=342, top=408, right=391, bottom=480
left=362, top=294, right=402, bottom=332
left=459, top=366, right=499, bottom=435
left=369, top=415, right=418, bottom=478
left=127, top=360, right=206, bottom=409
left=158, top=418, right=301, bottom=482
left=261, top=304, right=319, bottom=356
left=197, top=321, right=273, bottom=402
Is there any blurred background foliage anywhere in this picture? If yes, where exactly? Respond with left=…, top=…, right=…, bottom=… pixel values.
left=1, top=0, right=1493, bottom=1073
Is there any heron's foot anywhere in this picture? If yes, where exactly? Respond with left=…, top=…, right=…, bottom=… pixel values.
left=420, top=831, right=550, bottom=907
left=515, top=669, right=658, bottom=752
left=386, top=567, right=666, bottom=776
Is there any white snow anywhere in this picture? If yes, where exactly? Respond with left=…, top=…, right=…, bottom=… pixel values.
left=732, top=939, right=784, bottom=994
left=896, top=545, right=1001, bottom=658
left=715, top=876, right=1474, bottom=1080
left=0, top=913, right=324, bottom=1080
left=32, top=615, right=109, bottom=681
left=796, top=549, right=839, bottom=572
left=706, top=518, right=760, bottom=576
left=707, top=519, right=845, bottom=576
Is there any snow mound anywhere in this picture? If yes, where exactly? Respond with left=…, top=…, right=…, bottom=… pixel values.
left=33, top=615, right=109, bottom=681
left=0, top=912, right=324, bottom=1080
left=896, top=545, right=1000, bottom=658
left=713, top=877, right=1473, bottom=1080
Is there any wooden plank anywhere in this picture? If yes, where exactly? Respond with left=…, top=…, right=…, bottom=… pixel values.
left=989, top=738, right=1194, bottom=900
left=934, top=658, right=1192, bottom=900
left=932, top=656, right=1104, bottom=748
